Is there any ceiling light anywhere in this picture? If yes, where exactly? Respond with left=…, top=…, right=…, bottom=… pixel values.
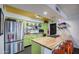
left=43, top=11, right=48, bottom=15
left=35, top=15, right=40, bottom=18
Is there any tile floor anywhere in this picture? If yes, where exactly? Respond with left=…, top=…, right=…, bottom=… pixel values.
left=17, top=46, right=31, bottom=54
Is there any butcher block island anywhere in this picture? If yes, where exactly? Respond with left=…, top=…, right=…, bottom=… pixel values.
left=32, top=37, right=64, bottom=54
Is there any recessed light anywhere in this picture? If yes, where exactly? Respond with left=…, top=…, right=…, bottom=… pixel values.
left=43, top=11, right=48, bottom=15
left=35, top=15, right=40, bottom=18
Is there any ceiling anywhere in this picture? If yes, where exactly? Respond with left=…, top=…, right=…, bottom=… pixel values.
left=7, top=4, right=63, bottom=20
left=58, top=4, right=79, bottom=20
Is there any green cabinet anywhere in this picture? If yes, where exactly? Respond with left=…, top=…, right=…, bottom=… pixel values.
left=23, top=35, right=32, bottom=46
left=32, top=42, right=41, bottom=54
left=31, top=34, right=43, bottom=54
left=24, top=34, right=43, bottom=46
left=23, top=34, right=42, bottom=54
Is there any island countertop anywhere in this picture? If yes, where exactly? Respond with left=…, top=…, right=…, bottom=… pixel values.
left=32, top=37, right=64, bottom=50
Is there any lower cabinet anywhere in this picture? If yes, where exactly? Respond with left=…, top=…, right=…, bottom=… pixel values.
left=41, top=47, right=52, bottom=54
left=31, top=42, right=53, bottom=54
left=23, top=35, right=32, bottom=46
left=32, top=42, right=41, bottom=54
left=23, top=34, right=42, bottom=54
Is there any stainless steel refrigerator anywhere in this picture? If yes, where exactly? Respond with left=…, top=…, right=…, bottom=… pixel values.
left=4, top=19, right=24, bottom=54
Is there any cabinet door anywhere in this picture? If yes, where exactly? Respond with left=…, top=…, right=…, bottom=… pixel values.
left=23, top=34, right=36, bottom=46
left=32, top=42, right=41, bottom=54
left=31, top=34, right=43, bottom=54
left=24, top=35, right=31, bottom=46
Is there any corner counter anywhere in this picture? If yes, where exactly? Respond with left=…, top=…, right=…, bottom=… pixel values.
left=32, top=37, right=64, bottom=54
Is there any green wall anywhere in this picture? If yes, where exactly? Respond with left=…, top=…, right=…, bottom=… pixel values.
left=40, top=23, right=48, bottom=35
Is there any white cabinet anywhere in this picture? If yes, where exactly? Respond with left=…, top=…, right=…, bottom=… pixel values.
left=41, top=47, right=52, bottom=54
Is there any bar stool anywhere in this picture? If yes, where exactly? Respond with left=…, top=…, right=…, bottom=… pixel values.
left=65, top=40, right=73, bottom=54
left=53, top=48, right=65, bottom=54
left=53, top=40, right=73, bottom=54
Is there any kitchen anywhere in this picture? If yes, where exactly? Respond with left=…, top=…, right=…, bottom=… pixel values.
left=0, top=4, right=78, bottom=54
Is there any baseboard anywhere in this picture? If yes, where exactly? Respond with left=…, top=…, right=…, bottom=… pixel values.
left=14, top=45, right=32, bottom=54
left=24, top=45, right=32, bottom=48
left=14, top=50, right=24, bottom=54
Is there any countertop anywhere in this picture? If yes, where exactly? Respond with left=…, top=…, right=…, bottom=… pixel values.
left=32, top=37, right=64, bottom=50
